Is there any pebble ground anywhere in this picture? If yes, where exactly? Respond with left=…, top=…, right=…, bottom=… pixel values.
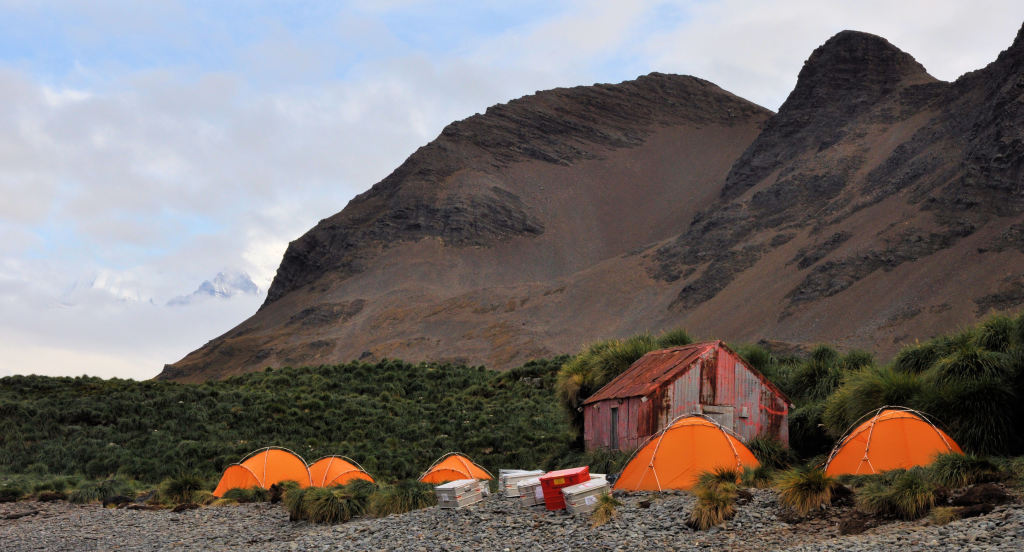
left=2, top=490, right=1022, bottom=551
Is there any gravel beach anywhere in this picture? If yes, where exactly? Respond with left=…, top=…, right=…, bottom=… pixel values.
left=2, top=490, right=1022, bottom=551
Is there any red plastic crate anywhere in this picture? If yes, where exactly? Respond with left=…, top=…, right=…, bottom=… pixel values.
left=539, top=466, right=590, bottom=510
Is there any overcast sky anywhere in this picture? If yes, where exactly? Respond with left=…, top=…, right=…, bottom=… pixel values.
left=1, top=1, right=1021, bottom=380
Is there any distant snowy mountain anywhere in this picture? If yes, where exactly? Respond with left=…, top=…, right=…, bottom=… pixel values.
left=167, top=272, right=261, bottom=306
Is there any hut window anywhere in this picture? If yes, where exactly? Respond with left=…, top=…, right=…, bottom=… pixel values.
left=610, top=407, right=619, bottom=449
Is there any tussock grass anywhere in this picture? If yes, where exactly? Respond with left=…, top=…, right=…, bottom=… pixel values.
left=929, top=506, right=958, bottom=525
left=222, top=486, right=269, bottom=503
left=590, top=492, right=622, bottom=527
left=0, top=485, right=24, bottom=502
left=209, top=498, right=238, bottom=507
left=741, top=466, right=775, bottom=489
left=776, top=466, right=836, bottom=516
left=158, top=473, right=205, bottom=504
left=822, top=366, right=923, bottom=436
left=67, top=477, right=133, bottom=504
left=928, top=453, right=1002, bottom=489
left=746, top=436, right=796, bottom=470
left=689, top=483, right=737, bottom=530
left=856, top=469, right=934, bottom=520
left=696, top=467, right=742, bottom=491
left=367, top=480, right=436, bottom=517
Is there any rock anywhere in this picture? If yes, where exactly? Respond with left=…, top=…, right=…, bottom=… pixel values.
left=952, top=484, right=1010, bottom=507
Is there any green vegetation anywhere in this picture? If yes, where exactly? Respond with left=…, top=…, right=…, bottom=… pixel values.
left=590, top=492, right=622, bottom=527
left=0, top=358, right=574, bottom=484
left=284, top=479, right=436, bottom=523
left=776, top=466, right=837, bottom=517
left=689, top=468, right=740, bottom=530
left=854, top=469, right=934, bottom=520
left=555, top=329, right=692, bottom=435
left=158, top=473, right=206, bottom=504
left=927, top=453, right=1002, bottom=488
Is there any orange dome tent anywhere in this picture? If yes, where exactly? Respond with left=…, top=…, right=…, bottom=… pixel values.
left=614, top=415, right=759, bottom=491
left=824, top=407, right=962, bottom=477
left=213, top=447, right=312, bottom=497
left=308, top=456, right=375, bottom=487
left=212, top=464, right=261, bottom=497
left=418, top=452, right=493, bottom=484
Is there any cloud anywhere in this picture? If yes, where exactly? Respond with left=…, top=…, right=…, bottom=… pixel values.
left=1, top=2, right=1022, bottom=379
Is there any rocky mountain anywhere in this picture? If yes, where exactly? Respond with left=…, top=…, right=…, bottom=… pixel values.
left=159, top=24, right=1024, bottom=382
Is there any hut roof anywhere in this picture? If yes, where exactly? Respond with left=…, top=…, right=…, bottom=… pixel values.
left=581, top=340, right=792, bottom=406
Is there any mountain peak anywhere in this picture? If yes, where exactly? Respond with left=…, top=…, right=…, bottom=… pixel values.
left=783, top=30, right=933, bottom=113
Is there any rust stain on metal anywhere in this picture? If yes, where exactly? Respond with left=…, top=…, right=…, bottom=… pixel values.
left=582, top=341, right=794, bottom=451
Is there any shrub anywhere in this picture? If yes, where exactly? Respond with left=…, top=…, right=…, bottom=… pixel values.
left=893, top=341, right=942, bottom=374
left=367, top=480, right=436, bottom=517
left=741, top=466, right=774, bottom=489
left=976, top=315, right=1016, bottom=352
left=159, top=473, right=205, bottom=504
left=656, top=328, right=693, bottom=348
left=590, top=492, right=622, bottom=527
left=788, top=346, right=843, bottom=403
left=925, top=340, right=1008, bottom=386
left=695, top=467, right=742, bottom=491
left=855, top=469, right=934, bottom=520
left=928, top=453, right=1002, bottom=489
left=689, top=483, right=736, bottom=530
left=746, top=436, right=796, bottom=470
left=0, top=485, right=24, bottom=502
left=222, top=486, right=269, bottom=503
left=776, top=466, right=836, bottom=516
left=68, top=477, right=133, bottom=504
left=928, top=506, right=958, bottom=525
left=299, top=486, right=368, bottom=524
left=822, top=366, right=923, bottom=436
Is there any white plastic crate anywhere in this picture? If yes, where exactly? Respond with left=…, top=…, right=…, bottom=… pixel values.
left=434, top=478, right=484, bottom=509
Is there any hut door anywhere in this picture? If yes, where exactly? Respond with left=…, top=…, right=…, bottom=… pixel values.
left=610, top=407, right=619, bottom=450
left=702, top=405, right=735, bottom=432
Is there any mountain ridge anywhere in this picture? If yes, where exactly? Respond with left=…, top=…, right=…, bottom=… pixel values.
left=159, top=24, right=1024, bottom=382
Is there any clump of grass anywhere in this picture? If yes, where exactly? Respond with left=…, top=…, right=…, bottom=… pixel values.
left=689, top=483, right=737, bottom=530
left=209, top=498, right=238, bottom=507
left=776, top=466, right=837, bottom=516
left=741, top=465, right=775, bottom=489
left=222, top=486, right=269, bottom=503
left=928, top=453, right=1002, bottom=489
left=746, top=436, right=796, bottom=469
left=68, top=477, right=133, bottom=504
left=192, top=490, right=216, bottom=506
left=928, top=506, right=958, bottom=525
left=159, top=473, right=205, bottom=504
left=0, top=485, right=25, bottom=503
left=656, top=328, right=693, bottom=348
left=696, top=467, right=742, bottom=491
left=590, top=492, right=622, bottom=527
left=367, top=480, right=436, bottom=517
left=303, top=487, right=367, bottom=523
left=285, top=480, right=378, bottom=524
left=856, top=469, right=934, bottom=520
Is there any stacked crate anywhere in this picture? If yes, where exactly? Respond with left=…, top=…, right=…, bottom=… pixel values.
left=516, top=476, right=545, bottom=507
left=501, top=469, right=545, bottom=498
left=540, top=467, right=590, bottom=510
left=434, top=479, right=484, bottom=509
left=561, top=478, right=612, bottom=515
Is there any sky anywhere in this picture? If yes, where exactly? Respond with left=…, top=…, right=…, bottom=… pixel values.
left=1, top=1, right=1022, bottom=380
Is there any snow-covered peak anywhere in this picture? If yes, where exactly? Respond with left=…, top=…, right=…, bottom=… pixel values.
left=167, top=271, right=261, bottom=306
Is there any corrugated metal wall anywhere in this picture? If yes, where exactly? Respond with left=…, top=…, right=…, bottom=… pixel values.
left=584, top=343, right=789, bottom=451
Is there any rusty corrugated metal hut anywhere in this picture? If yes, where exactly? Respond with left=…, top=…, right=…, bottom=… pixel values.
left=581, top=340, right=792, bottom=451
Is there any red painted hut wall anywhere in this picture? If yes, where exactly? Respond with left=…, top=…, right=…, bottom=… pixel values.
left=583, top=342, right=790, bottom=451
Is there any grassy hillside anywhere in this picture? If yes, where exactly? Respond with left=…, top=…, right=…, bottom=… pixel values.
left=0, top=358, right=580, bottom=483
